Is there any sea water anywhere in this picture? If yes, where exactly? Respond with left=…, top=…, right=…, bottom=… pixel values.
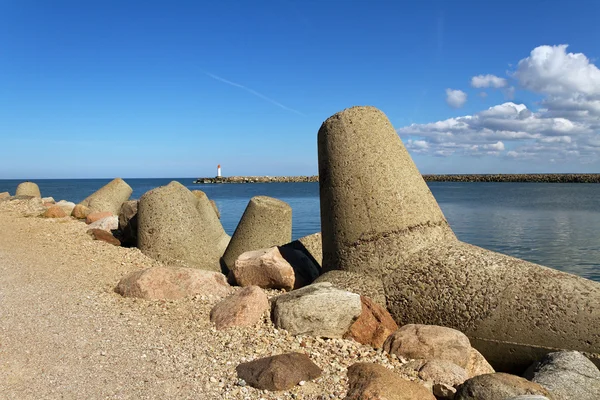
left=1, top=179, right=598, bottom=281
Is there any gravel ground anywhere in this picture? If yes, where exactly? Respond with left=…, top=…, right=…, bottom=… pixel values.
left=0, top=199, right=422, bottom=399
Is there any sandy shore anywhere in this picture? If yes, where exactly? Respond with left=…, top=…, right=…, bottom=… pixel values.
left=0, top=200, right=417, bottom=399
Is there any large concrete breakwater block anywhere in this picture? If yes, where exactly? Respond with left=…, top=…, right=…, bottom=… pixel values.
left=15, top=181, right=41, bottom=198
left=79, top=177, right=133, bottom=215
left=317, top=106, right=600, bottom=371
left=137, top=181, right=230, bottom=272
left=221, top=196, right=292, bottom=272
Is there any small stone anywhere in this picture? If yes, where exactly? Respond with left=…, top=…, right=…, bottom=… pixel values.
left=465, top=347, right=495, bottom=378
left=115, top=266, right=231, bottom=300
left=210, top=286, right=269, bottom=330
left=71, top=204, right=91, bottom=219
left=236, top=353, right=321, bottom=391
left=87, top=228, right=121, bottom=246
left=344, top=295, right=398, bottom=348
left=346, top=362, right=435, bottom=400
left=231, top=247, right=295, bottom=291
left=455, top=373, right=553, bottom=400
left=87, top=216, right=118, bottom=232
left=86, top=211, right=114, bottom=225
left=42, top=205, right=67, bottom=218
left=383, top=324, right=472, bottom=368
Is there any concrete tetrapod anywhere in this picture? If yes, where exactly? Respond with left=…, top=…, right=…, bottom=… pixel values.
left=221, top=196, right=292, bottom=272
left=79, top=177, right=133, bottom=215
left=137, top=181, right=230, bottom=272
left=317, top=106, right=600, bottom=372
left=15, top=181, right=41, bottom=198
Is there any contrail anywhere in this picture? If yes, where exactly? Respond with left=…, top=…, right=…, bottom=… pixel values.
left=201, top=70, right=304, bottom=116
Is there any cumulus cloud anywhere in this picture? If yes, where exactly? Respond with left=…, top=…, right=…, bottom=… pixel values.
left=513, top=44, right=600, bottom=96
left=471, top=74, right=507, bottom=88
left=400, top=44, right=600, bottom=163
left=446, top=89, right=467, bottom=108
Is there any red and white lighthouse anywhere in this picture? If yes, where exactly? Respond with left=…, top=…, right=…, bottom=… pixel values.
left=217, top=164, right=222, bottom=178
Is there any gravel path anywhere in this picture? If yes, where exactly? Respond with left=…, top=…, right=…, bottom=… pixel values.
left=0, top=200, right=418, bottom=399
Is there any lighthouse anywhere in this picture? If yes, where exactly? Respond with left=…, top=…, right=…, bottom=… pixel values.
left=217, top=164, right=222, bottom=178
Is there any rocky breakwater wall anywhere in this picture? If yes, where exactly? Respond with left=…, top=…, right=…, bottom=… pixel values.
left=318, top=106, right=600, bottom=373
left=193, top=175, right=318, bottom=184
left=423, top=174, right=600, bottom=183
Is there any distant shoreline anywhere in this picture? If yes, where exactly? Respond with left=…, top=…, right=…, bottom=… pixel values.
left=193, top=174, right=600, bottom=184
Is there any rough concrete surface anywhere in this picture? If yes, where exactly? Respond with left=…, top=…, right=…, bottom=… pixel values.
left=221, top=196, right=292, bottom=272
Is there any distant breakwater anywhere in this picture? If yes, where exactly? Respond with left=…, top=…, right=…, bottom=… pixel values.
left=193, top=174, right=600, bottom=184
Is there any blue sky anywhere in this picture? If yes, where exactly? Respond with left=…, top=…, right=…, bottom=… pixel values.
left=1, top=0, right=600, bottom=178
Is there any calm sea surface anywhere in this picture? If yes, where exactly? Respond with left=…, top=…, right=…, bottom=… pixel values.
left=1, top=179, right=599, bottom=282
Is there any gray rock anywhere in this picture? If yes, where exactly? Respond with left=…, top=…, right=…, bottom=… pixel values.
left=523, top=351, right=600, bottom=400
left=55, top=200, right=76, bottom=215
left=118, top=200, right=138, bottom=247
left=221, top=196, right=292, bottom=272
left=418, top=359, right=468, bottom=387
left=87, top=215, right=118, bottom=232
left=15, top=181, right=41, bottom=198
left=271, top=282, right=361, bottom=338
left=137, top=181, right=230, bottom=271
left=79, top=178, right=132, bottom=215
left=455, top=373, right=554, bottom=400
left=314, top=270, right=386, bottom=308
left=505, top=396, right=550, bottom=400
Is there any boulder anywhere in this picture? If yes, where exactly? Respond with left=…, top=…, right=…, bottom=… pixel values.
left=79, top=178, right=132, bottom=215
left=221, top=196, right=292, bottom=272
left=118, top=200, right=138, bottom=247
left=191, top=190, right=220, bottom=219
left=115, top=266, right=231, bottom=300
left=41, top=197, right=55, bottom=204
left=42, top=205, right=67, bottom=218
left=346, top=362, right=436, bottom=400
left=55, top=200, right=76, bottom=215
left=0, top=192, right=9, bottom=200
left=344, top=295, right=398, bottom=348
left=87, top=228, right=121, bottom=246
left=15, top=181, right=41, bottom=198
left=71, top=204, right=91, bottom=219
left=87, top=215, right=118, bottom=232
left=466, top=348, right=495, bottom=378
left=137, top=181, right=230, bottom=271
left=210, top=286, right=269, bottom=329
left=271, top=282, right=361, bottom=338
left=417, top=359, right=468, bottom=388
left=455, top=373, right=554, bottom=400
left=383, top=324, right=472, bottom=368
left=314, top=270, right=386, bottom=308
left=86, top=211, right=114, bottom=224
left=317, top=106, right=600, bottom=370
left=231, top=247, right=295, bottom=291
left=523, top=351, right=600, bottom=400
left=236, top=353, right=322, bottom=391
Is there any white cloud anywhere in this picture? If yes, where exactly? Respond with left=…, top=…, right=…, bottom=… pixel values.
left=399, top=44, right=600, bottom=164
left=513, top=44, right=600, bottom=96
left=471, top=74, right=507, bottom=88
left=446, top=89, right=467, bottom=108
